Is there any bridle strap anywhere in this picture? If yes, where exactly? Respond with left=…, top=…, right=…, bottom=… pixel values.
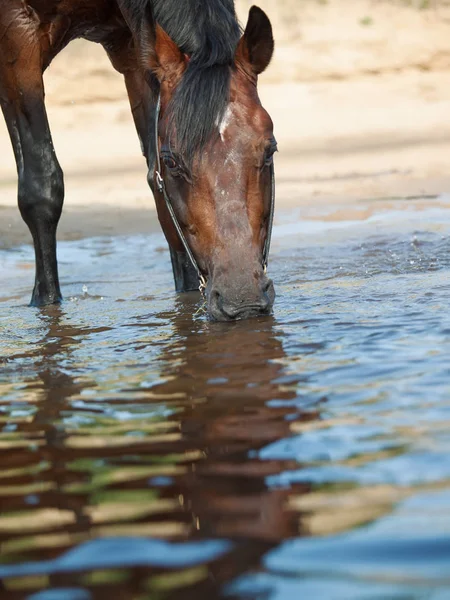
left=263, top=162, right=275, bottom=272
left=154, top=96, right=207, bottom=295
left=153, top=94, right=275, bottom=293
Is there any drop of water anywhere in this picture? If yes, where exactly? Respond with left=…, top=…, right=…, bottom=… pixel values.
left=82, top=285, right=88, bottom=294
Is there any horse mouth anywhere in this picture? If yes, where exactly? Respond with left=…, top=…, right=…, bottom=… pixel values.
left=208, top=302, right=273, bottom=322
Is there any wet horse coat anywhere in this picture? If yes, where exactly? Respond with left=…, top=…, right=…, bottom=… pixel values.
left=0, top=1, right=276, bottom=320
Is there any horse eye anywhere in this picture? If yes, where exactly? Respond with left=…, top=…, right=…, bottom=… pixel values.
left=163, top=155, right=178, bottom=171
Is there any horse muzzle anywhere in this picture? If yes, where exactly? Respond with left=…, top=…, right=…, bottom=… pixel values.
left=207, top=277, right=275, bottom=322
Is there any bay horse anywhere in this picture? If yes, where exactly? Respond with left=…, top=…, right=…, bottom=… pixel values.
left=0, top=0, right=276, bottom=321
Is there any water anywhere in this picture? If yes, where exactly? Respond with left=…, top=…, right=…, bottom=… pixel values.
left=1, top=200, right=450, bottom=600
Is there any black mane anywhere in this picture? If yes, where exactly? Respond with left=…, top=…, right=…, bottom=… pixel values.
left=126, top=0, right=242, bottom=161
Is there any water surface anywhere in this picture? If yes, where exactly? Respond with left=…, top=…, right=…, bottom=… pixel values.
left=1, top=200, right=450, bottom=599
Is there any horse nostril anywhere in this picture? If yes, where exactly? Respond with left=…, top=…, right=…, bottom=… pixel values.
left=208, top=288, right=236, bottom=321
left=261, top=278, right=275, bottom=300
left=262, top=279, right=272, bottom=294
left=209, top=289, right=224, bottom=312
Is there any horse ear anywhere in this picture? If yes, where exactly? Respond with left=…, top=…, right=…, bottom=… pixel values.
left=236, top=6, right=274, bottom=76
left=149, top=25, right=187, bottom=84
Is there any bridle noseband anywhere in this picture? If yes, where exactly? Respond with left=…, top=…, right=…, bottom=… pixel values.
left=153, top=95, right=275, bottom=297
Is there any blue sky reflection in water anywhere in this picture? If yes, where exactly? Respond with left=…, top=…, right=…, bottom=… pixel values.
left=1, top=202, right=450, bottom=599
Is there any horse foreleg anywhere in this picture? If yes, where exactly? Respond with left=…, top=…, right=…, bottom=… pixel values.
left=0, top=25, right=64, bottom=306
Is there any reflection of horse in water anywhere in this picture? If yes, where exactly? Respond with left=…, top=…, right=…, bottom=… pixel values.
left=148, top=298, right=320, bottom=594
left=0, top=303, right=319, bottom=599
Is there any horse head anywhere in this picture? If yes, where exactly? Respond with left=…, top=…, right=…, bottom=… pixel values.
left=149, top=6, right=276, bottom=321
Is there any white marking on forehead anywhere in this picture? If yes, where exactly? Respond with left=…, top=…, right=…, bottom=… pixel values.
left=218, top=105, right=233, bottom=142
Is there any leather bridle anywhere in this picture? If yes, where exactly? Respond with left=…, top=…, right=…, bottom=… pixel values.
left=153, top=95, right=275, bottom=296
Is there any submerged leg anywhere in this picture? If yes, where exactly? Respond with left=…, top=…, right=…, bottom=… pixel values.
left=0, top=12, right=64, bottom=306
left=106, top=40, right=199, bottom=292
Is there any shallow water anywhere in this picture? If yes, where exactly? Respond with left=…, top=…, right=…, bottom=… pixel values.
left=1, top=200, right=450, bottom=600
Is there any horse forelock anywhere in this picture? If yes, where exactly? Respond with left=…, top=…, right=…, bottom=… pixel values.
left=164, top=64, right=230, bottom=163
left=151, top=0, right=241, bottom=162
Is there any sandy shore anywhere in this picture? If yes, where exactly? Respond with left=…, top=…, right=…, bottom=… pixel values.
left=2, top=1, right=450, bottom=249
